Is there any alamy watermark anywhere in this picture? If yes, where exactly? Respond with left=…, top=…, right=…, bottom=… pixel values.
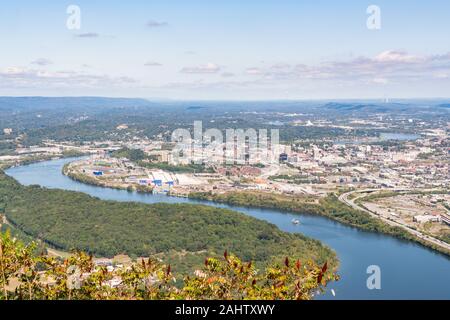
left=171, top=121, right=281, bottom=166
left=66, top=5, right=81, bottom=30
left=366, top=265, right=381, bottom=290
left=367, top=5, right=381, bottom=30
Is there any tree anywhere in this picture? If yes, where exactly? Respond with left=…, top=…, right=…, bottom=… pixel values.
left=0, top=231, right=338, bottom=300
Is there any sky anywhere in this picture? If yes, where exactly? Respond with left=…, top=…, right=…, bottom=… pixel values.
left=0, top=0, right=449, bottom=100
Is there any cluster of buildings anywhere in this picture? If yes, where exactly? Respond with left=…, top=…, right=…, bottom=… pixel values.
left=279, top=135, right=449, bottom=191
left=56, top=124, right=448, bottom=202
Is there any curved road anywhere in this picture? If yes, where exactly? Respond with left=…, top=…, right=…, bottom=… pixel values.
left=338, top=189, right=450, bottom=252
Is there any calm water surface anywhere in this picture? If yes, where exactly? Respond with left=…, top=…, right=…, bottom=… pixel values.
left=6, top=158, right=450, bottom=300
left=379, top=133, right=420, bottom=141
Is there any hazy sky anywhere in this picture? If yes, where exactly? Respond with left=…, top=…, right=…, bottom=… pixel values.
left=1, top=0, right=449, bottom=100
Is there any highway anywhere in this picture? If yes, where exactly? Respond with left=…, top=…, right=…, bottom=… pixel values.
left=338, top=188, right=450, bottom=252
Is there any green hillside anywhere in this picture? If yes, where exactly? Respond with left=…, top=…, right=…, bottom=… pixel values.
left=0, top=171, right=336, bottom=274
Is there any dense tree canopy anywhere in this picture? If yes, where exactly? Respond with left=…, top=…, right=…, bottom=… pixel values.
left=0, top=231, right=338, bottom=300
left=0, top=172, right=336, bottom=275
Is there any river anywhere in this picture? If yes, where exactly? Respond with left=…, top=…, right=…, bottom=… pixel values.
left=5, top=158, right=450, bottom=300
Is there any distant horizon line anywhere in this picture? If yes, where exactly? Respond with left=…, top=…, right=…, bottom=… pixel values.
left=0, top=95, right=449, bottom=103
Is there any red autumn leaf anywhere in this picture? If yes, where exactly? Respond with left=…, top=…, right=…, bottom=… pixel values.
left=317, top=273, right=323, bottom=284
left=284, top=257, right=289, bottom=267
left=207, top=276, right=217, bottom=284
left=316, top=262, right=328, bottom=284
left=321, top=262, right=328, bottom=274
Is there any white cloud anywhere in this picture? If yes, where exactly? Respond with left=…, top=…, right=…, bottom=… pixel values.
left=180, top=63, right=220, bottom=74
left=147, top=20, right=168, bottom=28
left=270, top=63, right=291, bottom=70
left=374, top=50, right=422, bottom=63
left=243, top=50, right=450, bottom=83
left=372, top=77, right=389, bottom=84
left=144, top=61, right=163, bottom=67
left=245, top=67, right=263, bottom=75
left=31, top=58, right=53, bottom=66
left=4, top=67, right=28, bottom=75
left=143, top=50, right=450, bottom=99
left=75, top=32, right=100, bottom=38
left=433, top=72, right=449, bottom=79
left=0, top=67, right=138, bottom=89
left=221, top=72, right=235, bottom=78
left=2, top=49, right=450, bottom=98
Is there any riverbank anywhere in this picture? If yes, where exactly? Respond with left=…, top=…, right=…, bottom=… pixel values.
left=0, top=150, right=90, bottom=171
left=350, top=190, right=450, bottom=250
left=62, top=162, right=154, bottom=193
left=188, top=191, right=450, bottom=257
left=7, top=157, right=450, bottom=299
left=0, top=169, right=338, bottom=277
left=63, top=158, right=450, bottom=257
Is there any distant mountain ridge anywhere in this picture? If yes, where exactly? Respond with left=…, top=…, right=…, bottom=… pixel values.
left=323, top=102, right=410, bottom=112
left=322, top=101, right=450, bottom=113
left=0, top=97, right=153, bottom=112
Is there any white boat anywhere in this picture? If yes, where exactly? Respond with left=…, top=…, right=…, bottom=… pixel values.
left=291, top=219, right=300, bottom=225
